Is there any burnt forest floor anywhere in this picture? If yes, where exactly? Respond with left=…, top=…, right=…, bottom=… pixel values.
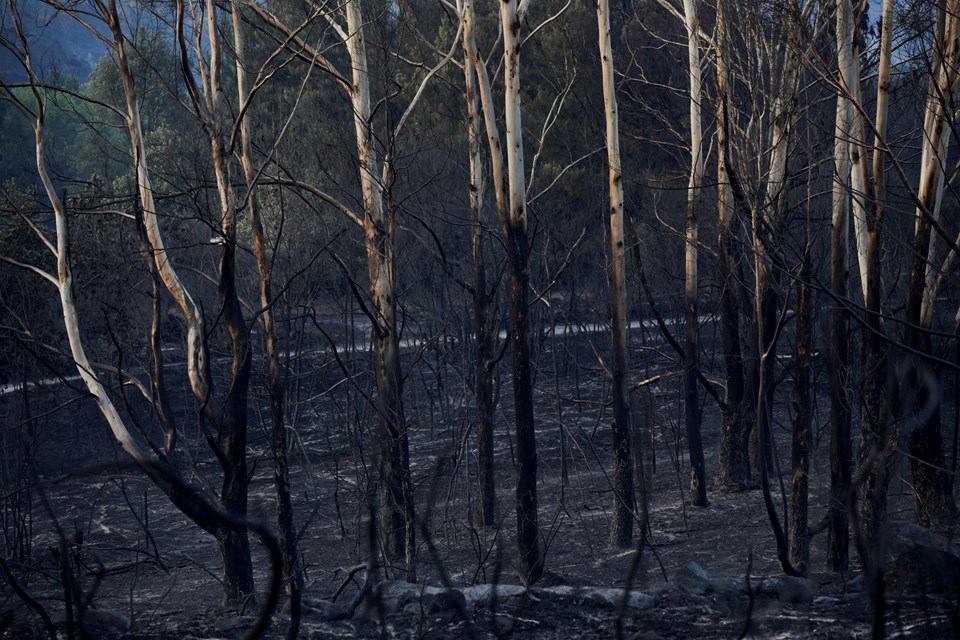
left=0, top=321, right=958, bottom=639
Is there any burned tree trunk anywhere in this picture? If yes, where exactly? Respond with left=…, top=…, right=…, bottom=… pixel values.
left=682, top=0, right=707, bottom=507
left=343, top=0, right=417, bottom=578
left=903, top=0, right=959, bottom=526
left=231, top=1, right=302, bottom=627
left=827, top=0, right=855, bottom=573
left=598, top=0, right=636, bottom=546
left=859, top=0, right=893, bottom=550
left=790, top=250, right=812, bottom=573
left=461, top=14, right=497, bottom=528
left=463, top=0, right=541, bottom=582
left=714, top=0, right=750, bottom=490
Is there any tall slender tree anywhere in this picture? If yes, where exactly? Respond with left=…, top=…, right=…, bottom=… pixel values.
left=681, top=0, right=707, bottom=507
left=904, top=0, right=959, bottom=525
left=714, top=0, right=750, bottom=490
left=230, top=1, right=302, bottom=629
left=597, top=0, right=636, bottom=547
left=462, top=0, right=542, bottom=583
left=827, top=0, right=855, bottom=573
left=460, top=0, right=497, bottom=528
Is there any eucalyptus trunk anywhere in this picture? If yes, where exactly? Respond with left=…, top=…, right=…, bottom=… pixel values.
left=904, top=0, right=959, bottom=526
left=682, top=0, right=707, bottom=507
left=827, top=0, right=855, bottom=573
left=860, top=0, right=893, bottom=551
left=714, top=0, right=750, bottom=490
left=345, top=0, right=416, bottom=577
left=500, top=0, right=541, bottom=583
left=231, top=2, right=302, bottom=628
left=598, top=0, right=635, bottom=547
left=462, top=32, right=497, bottom=528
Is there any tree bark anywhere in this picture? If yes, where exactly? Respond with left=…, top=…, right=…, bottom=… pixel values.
left=465, top=51, right=497, bottom=530
left=491, top=0, right=543, bottom=583
left=462, top=1, right=539, bottom=572
left=344, top=0, right=416, bottom=578
left=903, top=0, right=959, bottom=526
left=714, top=0, right=750, bottom=490
left=827, top=0, right=855, bottom=573
left=598, top=0, right=636, bottom=547
left=859, top=0, right=893, bottom=551
left=682, top=0, right=707, bottom=508
left=790, top=250, right=812, bottom=573
left=231, top=2, right=302, bottom=630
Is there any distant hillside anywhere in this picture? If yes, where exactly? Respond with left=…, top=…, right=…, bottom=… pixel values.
left=1, top=0, right=109, bottom=82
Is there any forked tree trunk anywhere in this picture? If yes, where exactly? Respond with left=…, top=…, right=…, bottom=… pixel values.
left=859, top=0, right=893, bottom=551
left=752, top=20, right=800, bottom=479
left=597, top=0, right=635, bottom=547
left=25, top=5, right=257, bottom=609
left=682, top=0, right=707, bottom=507
left=189, top=0, right=257, bottom=603
left=116, top=0, right=257, bottom=607
left=904, top=0, right=959, bottom=526
left=463, top=41, right=497, bottom=529
left=464, top=0, right=541, bottom=582
left=827, top=0, right=855, bottom=573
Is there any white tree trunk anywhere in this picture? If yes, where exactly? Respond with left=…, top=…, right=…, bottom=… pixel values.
left=106, top=1, right=209, bottom=406
left=682, top=0, right=707, bottom=507
left=501, top=0, right=527, bottom=230
left=597, top=0, right=635, bottom=547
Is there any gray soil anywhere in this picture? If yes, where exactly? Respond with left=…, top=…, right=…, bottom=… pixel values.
left=1, top=327, right=957, bottom=639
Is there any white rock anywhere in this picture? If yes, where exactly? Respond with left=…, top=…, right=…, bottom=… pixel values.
left=460, top=584, right=527, bottom=606
left=536, top=585, right=654, bottom=610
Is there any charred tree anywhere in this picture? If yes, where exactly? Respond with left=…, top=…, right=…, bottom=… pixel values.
left=903, top=0, right=959, bottom=526
left=827, top=0, right=855, bottom=573
left=462, top=27, right=497, bottom=528
left=231, top=2, right=302, bottom=628
left=790, top=249, right=813, bottom=573
left=598, top=0, right=636, bottom=546
left=463, top=0, right=542, bottom=582
left=682, top=0, right=707, bottom=507
left=714, top=0, right=750, bottom=490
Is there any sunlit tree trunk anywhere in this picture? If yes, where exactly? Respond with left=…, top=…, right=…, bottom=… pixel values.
left=344, top=0, right=416, bottom=578
left=681, top=0, right=707, bottom=507
left=463, top=0, right=541, bottom=582
left=500, top=0, right=542, bottom=583
left=461, top=21, right=497, bottom=528
left=231, top=2, right=302, bottom=629
left=827, top=0, right=855, bottom=573
left=598, top=0, right=635, bottom=547
left=860, top=0, right=893, bottom=552
left=904, top=0, right=959, bottom=525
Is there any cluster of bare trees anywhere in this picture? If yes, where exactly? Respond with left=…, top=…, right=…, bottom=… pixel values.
left=1, top=0, right=959, bottom=635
